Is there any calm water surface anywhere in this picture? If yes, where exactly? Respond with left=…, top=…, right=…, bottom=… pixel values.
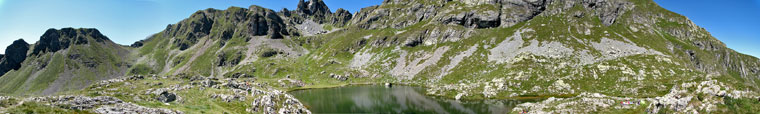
left=290, top=85, right=541, bottom=114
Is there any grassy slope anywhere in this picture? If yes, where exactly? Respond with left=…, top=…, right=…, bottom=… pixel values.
left=0, top=33, right=132, bottom=96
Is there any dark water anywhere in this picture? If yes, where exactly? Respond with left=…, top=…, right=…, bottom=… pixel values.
left=290, top=85, right=541, bottom=114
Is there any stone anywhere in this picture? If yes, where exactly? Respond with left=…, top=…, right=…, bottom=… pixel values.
left=157, top=91, right=178, bottom=103
left=202, top=79, right=218, bottom=87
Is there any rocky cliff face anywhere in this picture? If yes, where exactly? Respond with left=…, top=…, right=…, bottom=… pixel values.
left=0, top=39, right=29, bottom=76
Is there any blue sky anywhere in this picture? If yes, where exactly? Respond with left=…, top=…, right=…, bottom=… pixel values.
left=0, top=0, right=382, bottom=53
left=653, top=0, right=760, bottom=57
left=0, top=0, right=757, bottom=58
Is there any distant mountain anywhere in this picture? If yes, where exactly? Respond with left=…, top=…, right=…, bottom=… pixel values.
left=0, top=28, right=132, bottom=95
left=0, top=0, right=759, bottom=113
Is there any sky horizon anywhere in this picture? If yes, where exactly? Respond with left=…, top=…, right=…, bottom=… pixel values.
left=0, top=0, right=383, bottom=54
left=0, top=0, right=758, bottom=58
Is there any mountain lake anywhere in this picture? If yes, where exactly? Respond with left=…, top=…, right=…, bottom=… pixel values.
left=290, top=85, right=543, bottom=114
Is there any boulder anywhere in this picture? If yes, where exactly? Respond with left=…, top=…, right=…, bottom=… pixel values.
left=156, top=91, right=177, bottom=103
left=201, top=79, right=218, bottom=87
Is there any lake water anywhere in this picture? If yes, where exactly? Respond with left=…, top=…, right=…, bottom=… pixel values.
left=290, top=85, right=541, bottom=114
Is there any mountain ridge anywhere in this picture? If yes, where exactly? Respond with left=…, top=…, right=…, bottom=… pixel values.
left=0, top=0, right=759, bottom=113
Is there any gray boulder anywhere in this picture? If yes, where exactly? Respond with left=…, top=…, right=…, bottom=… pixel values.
left=157, top=91, right=178, bottom=103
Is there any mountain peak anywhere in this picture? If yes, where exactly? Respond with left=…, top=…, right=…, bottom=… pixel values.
left=32, top=28, right=110, bottom=55
left=297, top=0, right=330, bottom=15
left=0, top=39, right=29, bottom=76
left=296, top=0, right=332, bottom=23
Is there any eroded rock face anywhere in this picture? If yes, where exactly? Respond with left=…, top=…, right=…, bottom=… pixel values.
left=0, top=39, right=29, bottom=76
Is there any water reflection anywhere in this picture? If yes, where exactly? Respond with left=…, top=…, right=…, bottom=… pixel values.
left=290, top=85, right=540, bottom=114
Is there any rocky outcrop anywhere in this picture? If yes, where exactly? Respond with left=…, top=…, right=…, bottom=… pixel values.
left=582, top=0, right=633, bottom=26
left=351, top=0, right=548, bottom=29
left=350, top=0, right=638, bottom=29
left=297, top=0, right=332, bottom=23
left=163, top=6, right=291, bottom=48
left=145, top=88, right=178, bottom=103
left=32, top=28, right=110, bottom=55
left=0, top=39, right=29, bottom=76
left=331, top=8, right=353, bottom=27
left=350, top=1, right=440, bottom=29
left=249, top=90, right=311, bottom=114
left=439, top=0, right=549, bottom=28
left=130, top=40, right=145, bottom=47
left=498, top=0, right=550, bottom=27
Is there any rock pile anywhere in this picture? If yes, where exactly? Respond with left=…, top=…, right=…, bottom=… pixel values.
left=248, top=90, right=310, bottom=114
left=328, top=73, right=348, bottom=81
left=95, top=103, right=184, bottom=114
left=27, top=96, right=122, bottom=110
left=211, top=94, right=246, bottom=102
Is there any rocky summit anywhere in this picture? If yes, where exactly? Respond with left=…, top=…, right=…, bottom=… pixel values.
left=1, top=0, right=760, bottom=113
left=0, top=39, right=29, bottom=77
